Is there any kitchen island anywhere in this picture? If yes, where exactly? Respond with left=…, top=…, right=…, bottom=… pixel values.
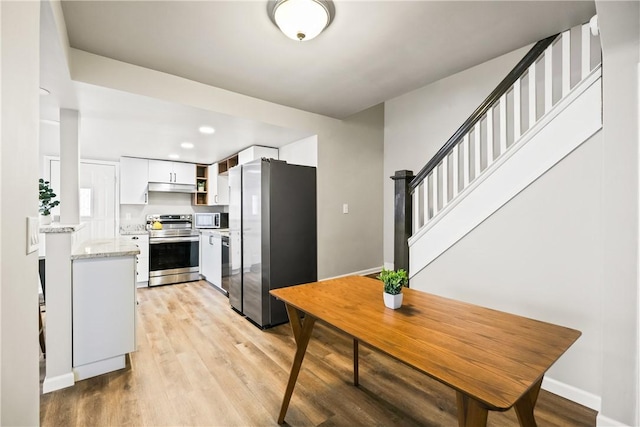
left=71, top=238, right=139, bottom=381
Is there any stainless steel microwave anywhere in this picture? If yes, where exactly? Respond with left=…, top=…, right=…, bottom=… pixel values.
left=194, top=212, right=228, bottom=229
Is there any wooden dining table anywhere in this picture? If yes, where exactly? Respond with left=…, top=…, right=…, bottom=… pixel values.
left=270, top=276, right=581, bottom=427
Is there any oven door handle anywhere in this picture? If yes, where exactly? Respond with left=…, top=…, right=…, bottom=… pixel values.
left=150, top=236, right=199, bottom=244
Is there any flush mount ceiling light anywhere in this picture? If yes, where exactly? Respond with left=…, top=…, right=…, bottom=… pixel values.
left=39, top=87, right=50, bottom=96
left=168, top=154, right=180, bottom=159
left=181, top=142, right=194, bottom=149
left=269, top=0, right=334, bottom=42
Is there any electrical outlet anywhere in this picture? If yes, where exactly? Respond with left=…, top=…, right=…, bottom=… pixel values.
left=342, top=203, right=349, bottom=214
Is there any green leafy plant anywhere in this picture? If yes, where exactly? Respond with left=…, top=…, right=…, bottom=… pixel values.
left=39, top=178, right=60, bottom=216
left=377, top=268, right=408, bottom=295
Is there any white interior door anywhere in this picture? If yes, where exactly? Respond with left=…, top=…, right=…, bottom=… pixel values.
left=48, top=158, right=118, bottom=239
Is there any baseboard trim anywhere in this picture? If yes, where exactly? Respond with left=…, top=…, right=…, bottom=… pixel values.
left=321, top=266, right=383, bottom=281
left=542, top=376, right=601, bottom=412
left=42, top=372, right=75, bottom=394
left=74, top=355, right=126, bottom=381
left=596, top=414, right=629, bottom=427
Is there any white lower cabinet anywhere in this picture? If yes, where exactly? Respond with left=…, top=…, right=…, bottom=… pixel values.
left=121, top=234, right=149, bottom=285
left=72, top=255, right=136, bottom=381
left=200, top=231, right=222, bottom=289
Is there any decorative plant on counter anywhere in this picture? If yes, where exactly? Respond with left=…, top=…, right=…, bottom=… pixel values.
left=378, top=268, right=408, bottom=309
left=39, top=178, right=60, bottom=224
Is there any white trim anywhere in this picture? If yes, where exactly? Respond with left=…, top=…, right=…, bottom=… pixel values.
left=409, top=69, right=602, bottom=276
left=42, top=372, right=75, bottom=394
left=542, top=376, right=601, bottom=411
left=597, top=414, right=629, bottom=427
left=637, top=61, right=640, bottom=427
left=73, top=355, right=126, bottom=381
left=321, top=266, right=383, bottom=281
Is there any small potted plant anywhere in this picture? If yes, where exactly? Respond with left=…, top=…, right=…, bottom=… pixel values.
left=39, top=178, right=60, bottom=225
left=378, top=268, right=408, bottom=309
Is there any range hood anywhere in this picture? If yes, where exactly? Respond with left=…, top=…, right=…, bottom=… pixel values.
left=148, top=182, right=197, bottom=193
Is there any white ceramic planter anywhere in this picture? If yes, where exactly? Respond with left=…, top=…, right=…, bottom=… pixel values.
left=40, top=214, right=52, bottom=225
left=383, top=292, right=403, bottom=309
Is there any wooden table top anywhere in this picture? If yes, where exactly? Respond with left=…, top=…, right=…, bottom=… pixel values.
left=270, top=276, right=581, bottom=411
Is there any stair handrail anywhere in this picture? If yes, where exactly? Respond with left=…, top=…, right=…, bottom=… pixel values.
left=409, top=33, right=559, bottom=192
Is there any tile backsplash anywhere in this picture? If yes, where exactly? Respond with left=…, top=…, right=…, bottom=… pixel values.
left=120, top=191, right=227, bottom=226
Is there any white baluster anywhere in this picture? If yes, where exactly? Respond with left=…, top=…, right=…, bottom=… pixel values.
left=463, top=134, right=470, bottom=188
left=474, top=122, right=481, bottom=180
left=452, top=143, right=459, bottom=198
left=486, top=108, right=494, bottom=166
left=562, top=31, right=571, bottom=96
left=500, top=94, right=507, bottom=153
left=581, top=23, right=591, bottom=78
left=432, top=169, right=439, bottom=216
left=528, top=62, right=537, bottom=126
left=442, top=156, right=449, bottom=208
left=413, top=184, right=421, bottom=230
left=514, top=79, right=522, bottom=140
left=544, top=44, right=553, bottom=112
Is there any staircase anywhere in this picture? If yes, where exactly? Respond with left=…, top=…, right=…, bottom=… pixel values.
left=398, top=20, right=603, bottom=279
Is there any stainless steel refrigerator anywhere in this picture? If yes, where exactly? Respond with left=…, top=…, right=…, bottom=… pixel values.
left=228, top=158, right=317, bottom=328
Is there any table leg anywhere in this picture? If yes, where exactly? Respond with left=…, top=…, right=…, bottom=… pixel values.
left=277, top=304, right=316, bottom=424
left=353, top=338, right=359, bottom=386
left=456, top=392, right=488, bottom=427
left=514, top=377, right=543, bottom=427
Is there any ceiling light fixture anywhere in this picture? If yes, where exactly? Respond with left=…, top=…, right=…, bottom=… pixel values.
left=181, top=142, right=194, bottom=149
left=270, top=0, right=333, bottom=42
left=168, top=154, right=180, bottom=159
left=199, top=126, right=215, bottom=134
left=39, top=87, right=50, bottom=96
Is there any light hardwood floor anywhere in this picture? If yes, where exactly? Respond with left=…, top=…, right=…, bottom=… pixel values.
left=40, top=280, right=596, bottom=426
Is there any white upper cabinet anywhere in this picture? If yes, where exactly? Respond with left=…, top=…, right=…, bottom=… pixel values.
left=120, top=157, right=149, bottom=205
left=148, top=160, right=195, bottom=185
left=237, top=146, right=279, bottom=165
left=207, top=163, right=229, bottom=206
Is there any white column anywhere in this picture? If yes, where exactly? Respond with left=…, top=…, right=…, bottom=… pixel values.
left=59, top=109, right=80, bottom=224
left=41, top=227, right=81, bottom=393
left=0, top=1, right=41, bottom=424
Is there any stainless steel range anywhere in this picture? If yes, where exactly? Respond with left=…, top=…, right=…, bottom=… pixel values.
left=146, top=214, right=199, bottom=286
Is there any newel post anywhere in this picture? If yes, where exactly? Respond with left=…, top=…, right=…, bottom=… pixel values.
left=391, top=170, right=414, bottom=274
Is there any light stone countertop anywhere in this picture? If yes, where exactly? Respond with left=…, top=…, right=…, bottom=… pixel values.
left=71, top=238, right=141, bottom=260
left=39, top=222, right=86, bottom=234
left=119, top=224, right=148, bottom=235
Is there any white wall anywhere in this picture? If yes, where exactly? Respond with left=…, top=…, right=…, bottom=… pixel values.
left=279, top=135, right=317, bottom=167
left=319, top=104, right=384, bottom=277
left=413, top=131, right=603, bottom=402
left=596, top=1, right=640, bottom=425
left=0, top=1, right=41, bottom=424
left=70, top=50, right=384, bottom=279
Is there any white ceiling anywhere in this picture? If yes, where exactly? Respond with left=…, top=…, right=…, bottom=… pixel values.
left=41, top=0, right=596, bottom=164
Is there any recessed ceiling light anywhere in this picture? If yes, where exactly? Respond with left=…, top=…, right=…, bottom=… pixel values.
left=168, top=154, right=180, bottom=159
left=199, top=126, right=215, bottom=134
left=39, top=87, right=50, bottom=96
left=181, top=142, right=194, bottom=149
